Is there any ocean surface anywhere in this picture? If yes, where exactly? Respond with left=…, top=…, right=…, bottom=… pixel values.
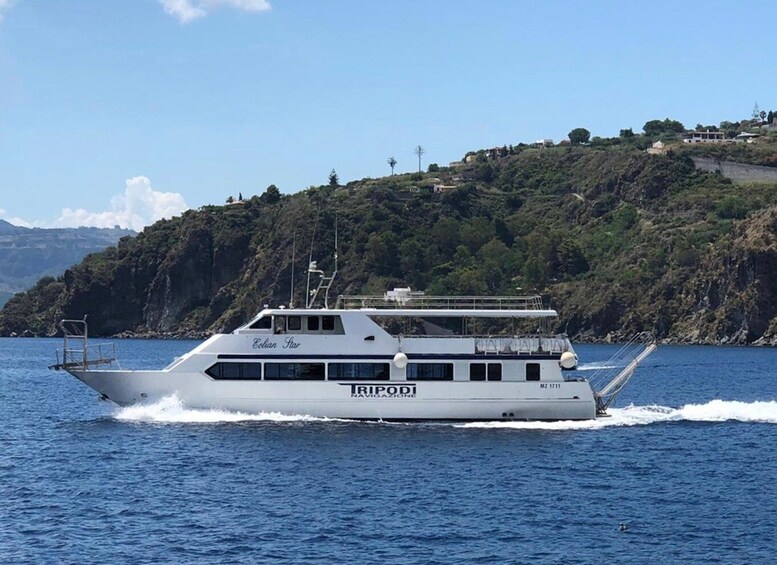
left=2, top=338, right=776, bottom=564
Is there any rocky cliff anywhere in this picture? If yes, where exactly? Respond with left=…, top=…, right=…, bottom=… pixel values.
left=3, top=141, right=777, bottom=344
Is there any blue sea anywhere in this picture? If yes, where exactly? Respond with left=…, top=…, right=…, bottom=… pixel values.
left=2, top=338, right=776, bottom=564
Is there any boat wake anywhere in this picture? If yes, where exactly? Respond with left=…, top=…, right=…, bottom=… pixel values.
left=114, top=395, right=338, bottom=424
left=576, top=362, right=620, bottom=371
left=458, top=400, right=777, bottom=430
left=114, top=396, right=777, bottom=428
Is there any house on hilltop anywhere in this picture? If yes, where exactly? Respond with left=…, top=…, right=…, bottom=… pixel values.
left=684, top=130, right=727, bottom=143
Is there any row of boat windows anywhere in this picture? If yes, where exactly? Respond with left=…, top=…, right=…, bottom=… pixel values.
left=205, top=362, right=542, bottom=381
left=249, top=315, right=340, bottom=334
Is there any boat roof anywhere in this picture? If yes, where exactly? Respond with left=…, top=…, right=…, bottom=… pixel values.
left=251, top=291, right=557, bottom=319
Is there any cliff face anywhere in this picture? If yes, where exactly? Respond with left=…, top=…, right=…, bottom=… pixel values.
left=3, top=143, right=777, bottom=343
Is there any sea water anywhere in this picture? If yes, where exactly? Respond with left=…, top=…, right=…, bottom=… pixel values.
left=1, top=338, right=776, bottom=563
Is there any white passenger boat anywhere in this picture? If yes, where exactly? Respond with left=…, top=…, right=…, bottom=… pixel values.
left=51, top=263, right=655, bottom=421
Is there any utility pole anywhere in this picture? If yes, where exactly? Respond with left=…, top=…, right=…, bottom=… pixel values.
left=414, top=145, right=425, bottom=173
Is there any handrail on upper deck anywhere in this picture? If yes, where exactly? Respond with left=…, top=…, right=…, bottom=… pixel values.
left=336, top=289, right=545, bottom=311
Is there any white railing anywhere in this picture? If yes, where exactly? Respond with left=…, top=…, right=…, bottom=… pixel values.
left=474, top=336, right=573, bottom=355
left=336, top=294, right=546, bottom=311
left=50, top=318, right=117, bottom=371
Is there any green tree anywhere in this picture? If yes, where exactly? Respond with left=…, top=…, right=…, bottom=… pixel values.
left=328, top=169, right=339, bottom=187
left=262, top=184, right=280, bottom=204
left=523, top=257, right=546, bottom=289
left=768, top=110, right=774, bottom=124
left=619, top=128, right=634, bottom=138
left=568, top=128, right=591, bottom=145
left=643, top=118, right=685, bottom=136
left=427, top=163, right=440, bottom=173
left=556, top=240, right=589, bottom=276
left=432, top=218, right=460, bottom=254
left=387, top=156, right=397, bottom=175
left=475, top=162, right=495, bottom=183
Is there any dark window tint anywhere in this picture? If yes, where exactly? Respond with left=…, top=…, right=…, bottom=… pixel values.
left=288, top=316, right=302, bottom=331
left=488, top=363, right=502, bottom=381
left=329, top=363, right=390, bottom=380
left=222, top=363, right=241, bottom=379
left=407, top=363, right=454, bottom=381
left=470, top=363, right=486, bottom=381
left=205, top=362, right=262, bottom=380
left=249, top=317, right=272, bottom=330
left=275, top=316, right=286, bottom=333
left=307, top=316, right=320, bottom=331
left=322, top=316, right=335, bottom=331
left=265, top=363, right=325, bottom=380
left=526, top=363, right=541, bottom=381
left=242, top=363, right=262, bottom=379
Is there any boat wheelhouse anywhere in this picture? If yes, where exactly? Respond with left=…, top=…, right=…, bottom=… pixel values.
left=51, top=286, right=655, bottom=421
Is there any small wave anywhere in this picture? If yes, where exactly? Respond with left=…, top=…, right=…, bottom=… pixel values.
left=114, top=395, right=337, bottom=424
left=457, top=400, right=777, bottom=430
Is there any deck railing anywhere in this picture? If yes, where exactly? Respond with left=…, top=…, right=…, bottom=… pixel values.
left=49, top=318, right=117, bottom=371
left=336, top=293, right=546, bottom=311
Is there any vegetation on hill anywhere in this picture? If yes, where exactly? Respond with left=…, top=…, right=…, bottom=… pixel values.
left=2, top=125, right=777, bottom=344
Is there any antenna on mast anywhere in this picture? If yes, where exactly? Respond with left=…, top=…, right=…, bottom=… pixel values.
left=306, top=212, right=320, bottom=308
left=306, top=212, right=339, bottom=309
left=289, top=231, right=296, bottom=308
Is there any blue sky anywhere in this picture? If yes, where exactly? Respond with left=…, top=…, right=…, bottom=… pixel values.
left=0, top=0, right=775, bottom=229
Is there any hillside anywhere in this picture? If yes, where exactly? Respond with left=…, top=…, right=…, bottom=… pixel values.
left=0, top=222, right=135, bottom=307
left=2, top=135, right=777, bottom=343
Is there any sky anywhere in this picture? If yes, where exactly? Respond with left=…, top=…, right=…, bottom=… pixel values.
left=0, top=0, right=775, bottom=230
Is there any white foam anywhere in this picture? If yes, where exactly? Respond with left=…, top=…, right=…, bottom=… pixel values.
left=458, top=400, right=777, bottom=430
left=114, top=396, right=777, bottom=428
left=576, top=362, right=620, bottom=371
left=114, top=395, right=337, bottom=424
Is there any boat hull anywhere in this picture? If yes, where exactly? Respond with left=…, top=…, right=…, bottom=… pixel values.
left=70, top=369, right=598, bottom=421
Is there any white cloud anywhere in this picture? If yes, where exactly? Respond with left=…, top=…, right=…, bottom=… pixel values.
left=53, top=176, right=189, bottom=232
left=0, top=208, right=33, bottom=228
left=1, top=177, right=189, bottom=232
left=160, top=0, right=271, bottom=23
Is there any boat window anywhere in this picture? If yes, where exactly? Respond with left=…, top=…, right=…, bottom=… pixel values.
left=274, top=316, right=286, bottom=334
left=249, top=316, right=272, bottom=330
left=407, top=363, right=454, bottom=381
left=470, top=363, right=486, bottom=381
left=264, top=363, right=325, bottom=380
left=328, top=363, right=390, bottom=380
left=307, top=316, right=320, bottom=331
left=526, top=363, right=541, bottom=381
left=322, top=316, right=335, bottom=331
left=205, top=362, right=262, bottom=380
left=288, top=316, right=302, bottom=331
left=488, top=363, right=502, bottom=381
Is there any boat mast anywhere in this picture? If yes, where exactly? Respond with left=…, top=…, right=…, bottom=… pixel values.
left=289, top=232, right=296, bottom=308
left=306, top=216, right=338, bottom=309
